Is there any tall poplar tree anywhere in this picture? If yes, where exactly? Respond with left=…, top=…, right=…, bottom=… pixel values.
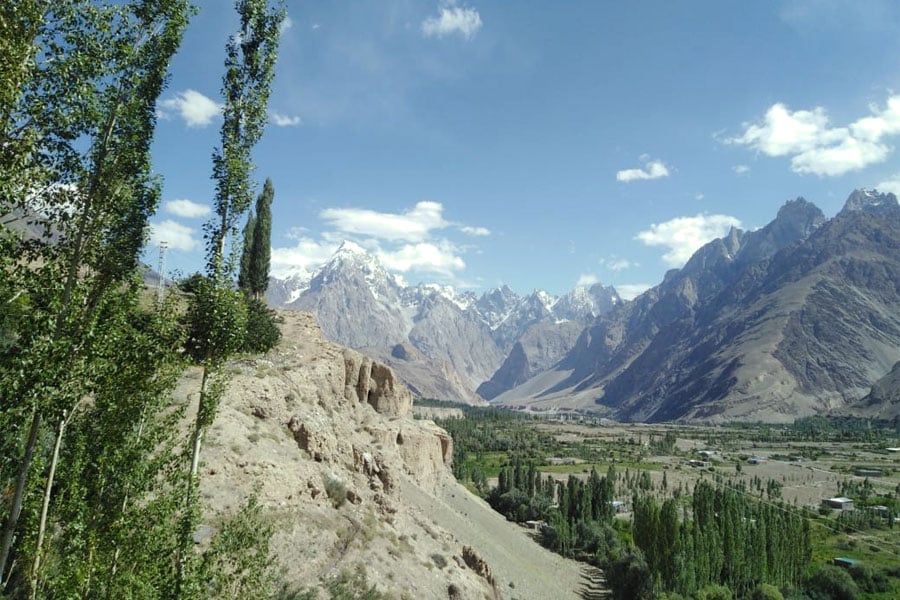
left=180, top=1, right=283, bottom=595
left=0, top=2, right=191, bottom=594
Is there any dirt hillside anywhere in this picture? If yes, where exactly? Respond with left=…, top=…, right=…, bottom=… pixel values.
left=177, top=310, right=598, bottom=599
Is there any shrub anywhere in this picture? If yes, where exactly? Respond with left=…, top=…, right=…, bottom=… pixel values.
left=847, top=563, right=890, bottom=593
left=697, top=584, right=733, bottom=600
left=606, top=551, right=654, bottom=600
left=806, top=565, right=859, bottom=600
left=324, top=473, right=347, bottom=508
left=752, top=583, right=785, bottom=600
left=242, top=297, right=281, bottom=353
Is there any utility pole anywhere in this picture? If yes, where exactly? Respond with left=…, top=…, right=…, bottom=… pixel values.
left=157, top=241, right=168, bottom=307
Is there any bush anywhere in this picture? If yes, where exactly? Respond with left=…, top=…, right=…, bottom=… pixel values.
left=324, top=473, right=347, bottom=508
left=606, top=551, right=654, bottom=600
left=241, top=297, right=281, bottom=353
left=806, top=565, right=859, bottom=600
left=697, top=584, right=733, bottom=600
left=847, top=563, right=890, bottom=593
left=752, top=583, right=785, bottom=600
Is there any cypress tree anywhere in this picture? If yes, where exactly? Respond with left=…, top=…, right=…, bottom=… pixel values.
left=248, top=177, right=273, bottom=300
left=238, top=210, right=256, bottom=292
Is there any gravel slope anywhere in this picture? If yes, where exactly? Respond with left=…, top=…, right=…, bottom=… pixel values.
left=401, top=477, right=605, bottom=600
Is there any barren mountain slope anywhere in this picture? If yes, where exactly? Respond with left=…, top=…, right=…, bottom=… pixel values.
left=495, top=192, right=900, bottom=423
left=180, top=310, right=594, bottom=599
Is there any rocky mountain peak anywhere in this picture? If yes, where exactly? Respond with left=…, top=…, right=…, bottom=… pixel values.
left=475, top=285, right=521, bottom=329
left=554, top=283, right=621, bottom=322
left=840, top=189, right=899, bottom=216
left=770, top=197, right=826, bottom=238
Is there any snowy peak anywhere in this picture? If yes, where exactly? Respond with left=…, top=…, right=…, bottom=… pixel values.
left=403, top=283, right=477, bottom=312
left=554, top=283, right=621, bottom=322
left=475, top=285, right=522, bottom=329
left=309, top=241, right=402, bottom=305
left=840, top=189, right=899, bottom=216
left=323, top=240, right=382, bottom=274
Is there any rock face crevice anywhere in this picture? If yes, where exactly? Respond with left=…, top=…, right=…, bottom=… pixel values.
left=342, top=350, right=413, bottom=417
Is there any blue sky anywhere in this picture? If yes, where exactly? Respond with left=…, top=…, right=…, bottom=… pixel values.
left=148, top=0, right=900, bottom=299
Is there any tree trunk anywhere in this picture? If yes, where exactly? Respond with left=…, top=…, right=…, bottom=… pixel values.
left=29, top=411, right=66, bottom=599
left=0, top=410, right=41, bottom=583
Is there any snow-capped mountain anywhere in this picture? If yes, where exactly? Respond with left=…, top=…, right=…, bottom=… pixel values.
left=267, top=242, right=621, bottom=403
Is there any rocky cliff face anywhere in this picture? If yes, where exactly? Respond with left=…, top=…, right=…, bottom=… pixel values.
left=853, top=361, right=900, bottom=419
left=187, top=311, right=587, bottom=598
left=496, top=191, right=900, bottom=423
left=186, top=311, right=491, bottom=598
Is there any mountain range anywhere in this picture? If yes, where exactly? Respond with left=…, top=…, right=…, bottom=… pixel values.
left=268, top=189, right=900, bottom=423
left=267, top=240, right=620, bottom=403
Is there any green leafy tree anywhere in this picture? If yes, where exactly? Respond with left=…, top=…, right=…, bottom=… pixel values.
left=238, top=210, right=257, bottom=292
left=179, top=1, right=283, bottom=595
left=242, top=177, right=273, bottom=301
left=0, top=1, right=190, bottom=593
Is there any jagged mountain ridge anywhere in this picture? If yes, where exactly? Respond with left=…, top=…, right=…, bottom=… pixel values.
left=494, top=190, right=900, bottom=423
left=267, top=241, right=620, bottom=403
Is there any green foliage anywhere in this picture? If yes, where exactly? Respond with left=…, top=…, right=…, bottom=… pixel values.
left=606, top=550, right=654, bottom=600
left=206, top=1, right=284, bottom=274
left=238, top=177, right=273, bottom=300
left=324, top=473, right=347, bottom=508
left=242, top=297, right=281, bottom=353
left=752, top=583, right=785, bottom=600
left=806, top=565, right=859, bottom=600
left=238, top=211, right=257, bottom=292
left=184, top=276, right=249, bottom=365
left=0, top=0, right=192, bottom=593
left=196, top=495, right=275, bottom=599
left=846, top=563, right=890, bottom=594
left=697, top=584, right=734, bottom=600
left=180, top=2, right=284, bottom=594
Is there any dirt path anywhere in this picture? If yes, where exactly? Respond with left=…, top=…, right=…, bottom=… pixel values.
left=401, top=477, right=606, bottom=600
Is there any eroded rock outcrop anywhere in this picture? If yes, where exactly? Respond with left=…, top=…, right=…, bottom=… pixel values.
left=342, top=350, right=413, bottom=417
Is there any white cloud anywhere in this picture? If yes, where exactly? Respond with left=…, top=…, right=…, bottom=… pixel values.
left=378, top=241, right=465, bottom=275
left=157, top=89, right=222, bottom=127
left=616, top=158, right=670, bottom=182
left=616, top=283, right=652, bottom=301
left=270, top=237, right=338, bottom=278
left=876, top=174, right=900, bottom=196
left=320, top=201, right=448, bottom=242
left=733, top=164, right=750, bottom=175
left=636, top=213, right=742, bottom=267
left=148, top=220, right=199, bottom=251
left=576, top=274, right=599, bottom=287
left=280, top=15, right=293, bottom=34
left=461, top=225, right=491, bottom=236
left=728, top=95, right=900, bottom=177
left=600, top=256, right=636, bottom=272
left=421, top=6, right=483, bottom=39
left=271, top=201, right=488, bottom=283
left=271, top=112, right=302, bottom=126
left=164, top=198, right=210, bottom=218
